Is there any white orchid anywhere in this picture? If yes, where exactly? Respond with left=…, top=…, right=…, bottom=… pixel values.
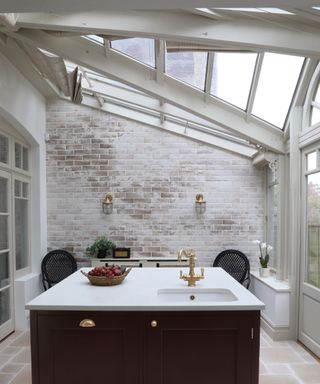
left=252, top=240, right=261, bottom=245
left=253, top=240, right=273, bottom=268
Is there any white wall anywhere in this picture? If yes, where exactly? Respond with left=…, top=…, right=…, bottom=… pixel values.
left=0, top=52, right=47, bottom=330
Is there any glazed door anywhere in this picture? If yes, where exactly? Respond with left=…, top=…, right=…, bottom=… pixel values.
left=0, top=170, right=14, bottom=340
left=299, top=148, right=320, bottom=357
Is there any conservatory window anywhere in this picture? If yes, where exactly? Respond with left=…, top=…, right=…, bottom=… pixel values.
left=165, top=51, right=207, bottom=90
left=252, top=53, right=304, bottom=128
left=111, top=38, right=155, bottom=67
left=310, top=82, right=320, bottom=126
left=307, top=151, right=317, bottom=171
left=210, top=52, right=257, bottom=110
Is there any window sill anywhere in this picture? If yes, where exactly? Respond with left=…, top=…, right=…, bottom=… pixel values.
left=250, top=270, right=291, bottom=293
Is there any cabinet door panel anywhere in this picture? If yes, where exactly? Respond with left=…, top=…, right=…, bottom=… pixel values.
left=31, top=311, right=141, bottom=384
left=144, top=311, right=260, bottom=384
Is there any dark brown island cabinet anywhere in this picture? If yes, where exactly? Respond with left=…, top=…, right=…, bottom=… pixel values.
left=30, top=309, right=260, bottom=384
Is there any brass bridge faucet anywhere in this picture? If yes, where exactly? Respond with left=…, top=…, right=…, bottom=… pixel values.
left=177, top=249, right=204, bottom=287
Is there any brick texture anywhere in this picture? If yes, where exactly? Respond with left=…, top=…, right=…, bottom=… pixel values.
left=46, top=100, right=265, bottom=268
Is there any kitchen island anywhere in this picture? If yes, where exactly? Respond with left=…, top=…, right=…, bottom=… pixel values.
left=27, top=267, right=264, bottom=384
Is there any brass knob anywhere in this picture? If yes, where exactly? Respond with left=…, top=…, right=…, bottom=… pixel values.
left=79, top=319, right=96, bottom=328
left=151, top=320, right=157, bottom=328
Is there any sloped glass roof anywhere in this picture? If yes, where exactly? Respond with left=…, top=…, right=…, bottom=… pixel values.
left=252, top=53, right=304, bottom=127
left=211, top=52, right=257, bottom=110
left=67, top=36, right=305, bottom=131
left=165, top=51, right=208, bottom=90
left=110, top=38, right=155, bottom=67
left=78, top=34, right=307, bottom=130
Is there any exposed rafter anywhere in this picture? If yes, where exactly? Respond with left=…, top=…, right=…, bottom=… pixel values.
left=15, top=11, right=320, bottom=57
left=0, top=36, right=59, bottom=98
left=0, top=0, right=320, bottom=12
left=81, top=94, right=257, bottom=158
left=9, top=28, right=284, bottom=153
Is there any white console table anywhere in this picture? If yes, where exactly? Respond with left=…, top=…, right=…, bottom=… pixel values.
left=91, top=257, right=189, bottom=268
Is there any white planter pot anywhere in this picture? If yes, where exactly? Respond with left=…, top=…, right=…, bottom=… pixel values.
left=259, top=267, right=270, bottom=277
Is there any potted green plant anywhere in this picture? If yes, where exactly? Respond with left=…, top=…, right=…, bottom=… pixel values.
left=252, top=240, right=272, bottom=277
left=86, top=236, right=116, bottom=259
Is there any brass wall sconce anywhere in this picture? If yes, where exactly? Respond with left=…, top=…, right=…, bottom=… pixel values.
left=195, top=193, right=206, bottom=215
left=102, top=193, right=113, bottom=214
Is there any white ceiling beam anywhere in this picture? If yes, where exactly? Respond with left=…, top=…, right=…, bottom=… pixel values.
left=15, top=11, right=320, bottom=57
left=82, top=94, right=257, bottom=158
left=81, top=76, right=242, bottom=137
left=1, top=0, right=320, bottom=12
left=10, top=29, right=284, bottom=153
left=0, top=36, right=59, bottom=98
left=155, top=40, right=165, bottom=84
left=204, top=52, right=214, bottom=102
left=246, top=53, right=263, bottom=120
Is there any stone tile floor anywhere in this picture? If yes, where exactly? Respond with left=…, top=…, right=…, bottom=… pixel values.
left=0, top=329, right=319, bottom=383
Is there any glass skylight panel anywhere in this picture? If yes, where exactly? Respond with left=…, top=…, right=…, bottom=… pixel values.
left=165, top=51, right=207, bottom=90
left=111, top=38, right=155, bottom=67
left=252, top=53, right=304, bottom=128
left=215, top=7, right=293, bottom=14
left=210, top=52, right=257, bottom=110
left=258, top=8, right=294, bottom=14
left=84, top=35, right=104, bottom=45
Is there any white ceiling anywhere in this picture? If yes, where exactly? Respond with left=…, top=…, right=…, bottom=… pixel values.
left=0, top=0, right=319, bottom=12
left=1, top=2, right=318, bottom=156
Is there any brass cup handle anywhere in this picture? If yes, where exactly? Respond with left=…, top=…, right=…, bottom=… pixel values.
left=79, top=319, right=96, bottom=328
left=151, top=320, right=158, bottom=328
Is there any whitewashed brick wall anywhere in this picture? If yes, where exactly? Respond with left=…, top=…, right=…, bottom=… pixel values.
left=46, top=100, right=265, bottom=268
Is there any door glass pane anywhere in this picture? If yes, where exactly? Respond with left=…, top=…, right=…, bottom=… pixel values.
left=22, top=182, right=29, bottom=198
left=0, top=177, right=8, bottom=212
left=0, top=288, right=10, bottom=325
left=165, top=51, right=207, bottom=90
left=14, top=180, right=21, bottom=197
left=0, top=253, right=9, bottom=288
left=22, top=147, right=29, bottom=171
left=211, top=52, right=257, bottom=110
left=307, top=152, right=317, bottom=171
left=15, top=198, right=28, bottom=270
left=307, top=173, right=320, bottom=288
left=15, top=143, right=22, bottom=168
left=0, top=216, right=8, bottom=250
left=0, top=134, right=9, bottom=164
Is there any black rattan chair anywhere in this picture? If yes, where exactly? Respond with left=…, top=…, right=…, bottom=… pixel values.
left=213, top=249, right=250, bottom=288
left=41, top=250, right=77, bottom=290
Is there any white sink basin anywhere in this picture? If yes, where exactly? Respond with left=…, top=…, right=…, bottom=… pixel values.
left=157, top=288, right=238, bottom=302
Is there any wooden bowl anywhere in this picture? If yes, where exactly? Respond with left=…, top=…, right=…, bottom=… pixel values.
left=81, top=268, right=132, bottom=286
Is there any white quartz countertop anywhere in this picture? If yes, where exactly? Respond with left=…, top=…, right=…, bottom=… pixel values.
left=26, top=267, right=265, bottom=311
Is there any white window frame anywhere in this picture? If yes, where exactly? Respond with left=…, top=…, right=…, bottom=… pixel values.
left=13, top=174, right=31, bottom=276
left=301, top=143, right=320, bottom=288
left=0, top=128, right=32, bottom=277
